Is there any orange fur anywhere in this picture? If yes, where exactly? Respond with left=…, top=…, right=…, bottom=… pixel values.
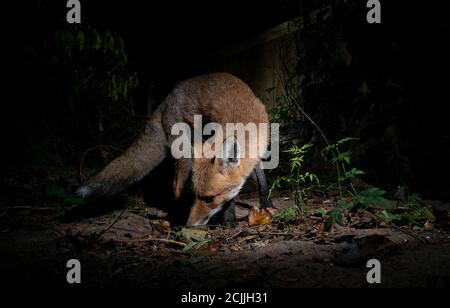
left=77, top=73, right=270, bottom=226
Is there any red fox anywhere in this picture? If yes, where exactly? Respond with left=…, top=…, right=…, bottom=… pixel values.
left=77, top=73, right=273, bottom=226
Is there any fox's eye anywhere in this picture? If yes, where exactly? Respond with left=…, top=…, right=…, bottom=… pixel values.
left=199, top=196, right=214, bottom=203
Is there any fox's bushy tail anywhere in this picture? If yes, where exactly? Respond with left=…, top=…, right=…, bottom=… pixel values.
left=76, top=111, right=168, bottom=198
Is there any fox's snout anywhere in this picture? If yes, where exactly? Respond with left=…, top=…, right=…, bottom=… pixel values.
left=186, top=201, right=224, bottom=226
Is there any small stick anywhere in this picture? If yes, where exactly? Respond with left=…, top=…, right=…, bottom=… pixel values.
left=258, top=232, right=292, bottom=236
left=226, top=230, right=243, bottom=241
left=117, top=237, right=187, bottom=247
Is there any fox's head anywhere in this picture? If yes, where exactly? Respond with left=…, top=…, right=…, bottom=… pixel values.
left=182, top=136, right=257, bottom=226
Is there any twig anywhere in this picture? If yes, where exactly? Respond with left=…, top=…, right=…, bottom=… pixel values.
left=392, top=226, right=427, bottom=244
left=97, top=207, right=127, bottom=237
left=226, top=230, right=243, bottom=241
left=258, top=232, right=292, bottom=236
left=117, top=237, right=186, bottom=247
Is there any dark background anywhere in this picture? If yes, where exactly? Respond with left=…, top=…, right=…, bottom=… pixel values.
left=2, top=0, right=450, bottom=204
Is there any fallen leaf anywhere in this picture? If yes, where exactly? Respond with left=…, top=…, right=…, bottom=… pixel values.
left=248, top=207, right=278, bottom=226
left=180, top=227, right=210, bottom=253
left=180, top=227, right=208, bottom=242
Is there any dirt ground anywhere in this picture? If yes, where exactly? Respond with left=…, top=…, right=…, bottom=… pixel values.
left=0, top=194, right=449, bottom=288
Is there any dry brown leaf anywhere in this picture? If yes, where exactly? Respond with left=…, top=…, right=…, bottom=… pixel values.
left=248, top=207, right=278, bottom=226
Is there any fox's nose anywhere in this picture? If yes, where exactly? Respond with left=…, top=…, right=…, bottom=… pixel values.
left=186, top=202, right=211, bottom=226
left=187, top=214, right=209, bottom=226
left=187, top=217, right=208, bottom=226
left=187, top=202, right=226, bottom=226
left=187, top=211, right=201, bottom=226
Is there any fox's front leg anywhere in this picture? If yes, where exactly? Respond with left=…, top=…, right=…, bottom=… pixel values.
left=253, top=162, right=274, bottom=209
left=173, top=158, right=192, bottom=200
left=207, top=199, right=237, bottom=226
left=221, top=199, right=237, bottom=226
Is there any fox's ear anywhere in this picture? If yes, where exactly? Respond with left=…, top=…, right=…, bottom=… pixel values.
left=218, top=136, right=240, bottom=169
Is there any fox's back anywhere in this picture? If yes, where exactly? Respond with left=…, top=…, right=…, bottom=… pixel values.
left=161, top=73, right=269, bottom=128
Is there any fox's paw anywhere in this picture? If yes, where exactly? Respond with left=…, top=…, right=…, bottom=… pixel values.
left=221, top=201, right=238, bottom=227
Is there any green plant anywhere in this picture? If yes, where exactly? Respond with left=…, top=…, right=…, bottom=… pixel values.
left=179, top=228, right=211, bottom=253
left=320, top=138, right=393, bottom=229
left=321, top=139, right=433, bottom=229
left=272, top=205, right=303, bottom=224
left=350, top=187, right=391, bottom=210
left=321, top=137, right=362, bottom=196
left=266, top=2, right=438, bottom=229
left=269, top=144, right=319, bottom=225
left=270, top=144, right=319, bottom=206
left=53, top=25, right=139, bottom=143
left=376, top=192, right=434, bottom=226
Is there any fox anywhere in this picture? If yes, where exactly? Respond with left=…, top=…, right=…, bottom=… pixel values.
left=76, top=72, right=273, bottom=226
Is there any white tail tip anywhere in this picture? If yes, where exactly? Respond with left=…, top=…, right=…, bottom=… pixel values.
left=76, top=186, right=92, bottom=198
